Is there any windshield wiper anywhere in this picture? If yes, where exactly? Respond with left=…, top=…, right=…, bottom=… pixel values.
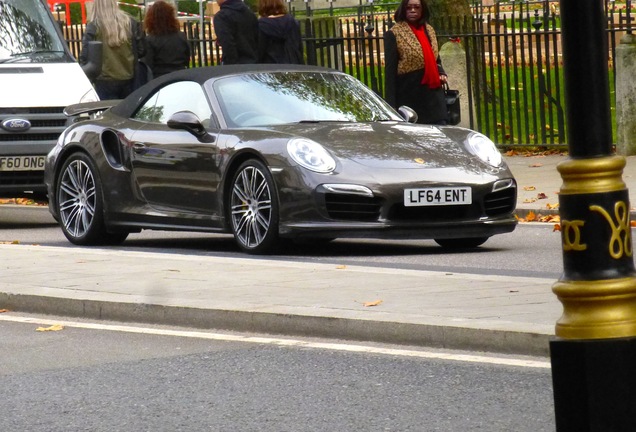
left=0, top=50, right=65, bottom=63
left=298, top=119, right=352, bottom=123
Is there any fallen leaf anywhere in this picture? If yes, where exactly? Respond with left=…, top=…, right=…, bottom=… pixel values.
left=0, top=309, right=9, bottom=313
left=509, top=290, right=519, bottom=293
left=529, top=163, right=543, bottom=168
left=537, top=193, right=548, bottom=199
left=631, top=220, right=636, bottom=227
left=553, top=223, right=561, bottom=231
left=336, top=265, right=347, bottom=269
left=539, top=214, right=560, bottom=222
left=525, top=211, right=537, bottom=222
left=36, top=324, right=64, bottom=332
left=0, top=240, right=20, bottom=244
left=523, top=198, right=537, bottom=203
left=362, top=299, right=383, bottom=307
left=546, top=203, right=559, bottom=210
left=523, top=186, right=536, bottom=191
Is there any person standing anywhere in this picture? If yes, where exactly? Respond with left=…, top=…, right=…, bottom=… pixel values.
left=213, top=0, right=258, bottom=64
left=143, top=0, right=190, bottom=78
left=80, top=0, right=145, bottom=100
left=383, top=0, right=448, bottom=125
left=257, top=0, right=303, bottom=64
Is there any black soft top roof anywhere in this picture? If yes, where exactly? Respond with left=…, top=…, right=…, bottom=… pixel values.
left=111, top=64, right=338, bottom=118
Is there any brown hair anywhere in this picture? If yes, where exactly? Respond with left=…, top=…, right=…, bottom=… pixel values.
left=258, top=0, right=287, bottom=17
left=144, top=0, right=180, bottom=36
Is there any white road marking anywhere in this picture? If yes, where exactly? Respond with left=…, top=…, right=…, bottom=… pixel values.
left=0, top=314, right=550, bottom=369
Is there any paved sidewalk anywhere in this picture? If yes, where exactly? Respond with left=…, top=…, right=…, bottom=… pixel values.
left=509, top=154, right=636, bottom=217
left=2, top=154, right=636, bottom=358
left=0, top=244, right=559, bottom=357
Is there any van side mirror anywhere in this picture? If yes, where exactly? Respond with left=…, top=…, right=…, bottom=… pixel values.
left=81, top=40, right=103, bottom=82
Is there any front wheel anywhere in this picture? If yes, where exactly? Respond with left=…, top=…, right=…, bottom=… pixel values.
left=228, top=159, right=279, bottom=254
left=434, top=237, right=489, bottom=249
left=56, top=152, right=128, bottom=246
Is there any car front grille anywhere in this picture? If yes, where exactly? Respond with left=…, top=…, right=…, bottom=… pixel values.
left=387, top=204, right=474, bottom=222
left=0, top=107, right=66, bottom=191
left=323, top=184, right=516, bottom=223
left=0, top=133, right=62, bottom=142
left=0, top=107, right=67, bottom=143
left=324, top=193, right=382, bottom=221
left=0, top=170, right=46, bottom=187
left=484, top=187, right=517, bottom=216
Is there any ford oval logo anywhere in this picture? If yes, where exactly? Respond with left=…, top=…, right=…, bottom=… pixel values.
left=1, top=118, right=31, bottom=132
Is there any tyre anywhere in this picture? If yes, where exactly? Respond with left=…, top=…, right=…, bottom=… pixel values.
left=56, top=152, right=128, bottom=246
left=228, top=159, right=279, bottom=254
left=434, top=237, right=489, bottom=248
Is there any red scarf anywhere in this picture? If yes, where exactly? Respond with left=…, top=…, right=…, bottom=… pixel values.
left=408, top=23, right=441, bottom=88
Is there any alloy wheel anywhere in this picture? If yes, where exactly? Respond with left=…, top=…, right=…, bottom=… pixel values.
left=58, top=158, right=96, bottom=239
left=230, top=162, right=275, bottom=252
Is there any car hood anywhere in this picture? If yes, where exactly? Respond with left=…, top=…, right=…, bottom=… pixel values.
left=266, top=122, right=498, bottom=173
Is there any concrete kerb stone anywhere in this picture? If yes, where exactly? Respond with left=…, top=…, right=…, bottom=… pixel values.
left=0, top=291, right=552, bottom=357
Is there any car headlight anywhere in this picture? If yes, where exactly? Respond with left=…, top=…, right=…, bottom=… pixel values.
left=465, top=132, right=502, bottom=167
left=287, top=138, right=336, bottom=173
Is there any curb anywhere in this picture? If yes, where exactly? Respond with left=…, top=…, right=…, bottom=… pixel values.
left=0, top=292, right=552, bottom=357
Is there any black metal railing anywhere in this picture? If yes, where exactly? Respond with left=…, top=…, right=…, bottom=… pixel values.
left=54, top=0, right=633, bottom=148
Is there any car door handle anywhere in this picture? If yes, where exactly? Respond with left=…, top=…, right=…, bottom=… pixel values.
left=132, top=142, right=146, bottom=154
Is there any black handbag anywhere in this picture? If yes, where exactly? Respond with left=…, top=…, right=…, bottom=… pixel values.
left=132, top=59, right=152, bottom=91
left=444, top=84, right=461, bottom=125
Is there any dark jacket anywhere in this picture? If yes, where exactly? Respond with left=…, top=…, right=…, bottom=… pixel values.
left=144, top=32, right=190, bottom=78
left=257, top=14, right=303, bottom=64
left=213, top=0, right=258, bottom=64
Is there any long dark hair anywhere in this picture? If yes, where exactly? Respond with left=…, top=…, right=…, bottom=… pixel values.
left=393, top=0, right=430, bottom=25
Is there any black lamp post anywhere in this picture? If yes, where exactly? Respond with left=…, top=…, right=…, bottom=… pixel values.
left=551, top=0, right=636, bottom=429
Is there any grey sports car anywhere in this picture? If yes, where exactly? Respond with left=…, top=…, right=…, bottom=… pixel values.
left=44, top=64, right=517, bottom=254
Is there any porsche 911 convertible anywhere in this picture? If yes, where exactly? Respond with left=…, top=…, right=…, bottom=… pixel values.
left=44, top=64, right=517, bottom=254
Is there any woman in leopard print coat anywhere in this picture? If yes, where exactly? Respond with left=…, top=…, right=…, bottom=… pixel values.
left=384, top=0, right=448, bottom=125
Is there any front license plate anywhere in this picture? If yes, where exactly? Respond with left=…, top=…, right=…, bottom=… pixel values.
left=404, top=187, right=472, bottom=206
left=0, top=155, right=46, bottom=171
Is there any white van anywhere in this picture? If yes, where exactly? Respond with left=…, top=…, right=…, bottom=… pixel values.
left=0, top=0, right=98, bottom=199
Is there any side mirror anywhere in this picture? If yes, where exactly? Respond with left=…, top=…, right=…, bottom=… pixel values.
left=81, top=41, right=103, bottom=82
left=398, top=106, right=418, bottom=123
left=167, top=110, right=215, bottom=143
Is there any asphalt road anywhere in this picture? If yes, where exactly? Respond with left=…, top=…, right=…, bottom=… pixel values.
left=0, top=315, right=555, bottom=432
left=0, top=204, right=564, bottom=279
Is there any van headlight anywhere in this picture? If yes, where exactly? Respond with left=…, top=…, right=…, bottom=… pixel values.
left=80, top=88, right=99, bottom=103
left=465, top=132, right=502, bottom=167
left=287, top=138, right=336, bottom=173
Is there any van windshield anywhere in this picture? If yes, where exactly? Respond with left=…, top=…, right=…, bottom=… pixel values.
left=0, top=0, right=71, bottom=63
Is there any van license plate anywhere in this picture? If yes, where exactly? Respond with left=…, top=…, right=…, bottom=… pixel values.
left=404, top=187, right=472, bottom=206
left=0, top=156, right=46, bottom=171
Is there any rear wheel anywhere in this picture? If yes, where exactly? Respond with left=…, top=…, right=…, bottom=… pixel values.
left=434, top=237, right=489, bottom=248
left=56, top=152, right=128, bottom=246
left=229, top=159, right=279, bottom=254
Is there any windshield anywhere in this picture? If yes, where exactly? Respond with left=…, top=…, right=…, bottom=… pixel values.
left=0, top=0, right=70, bottom=63
left=210, top=71, right=403, bottom=128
